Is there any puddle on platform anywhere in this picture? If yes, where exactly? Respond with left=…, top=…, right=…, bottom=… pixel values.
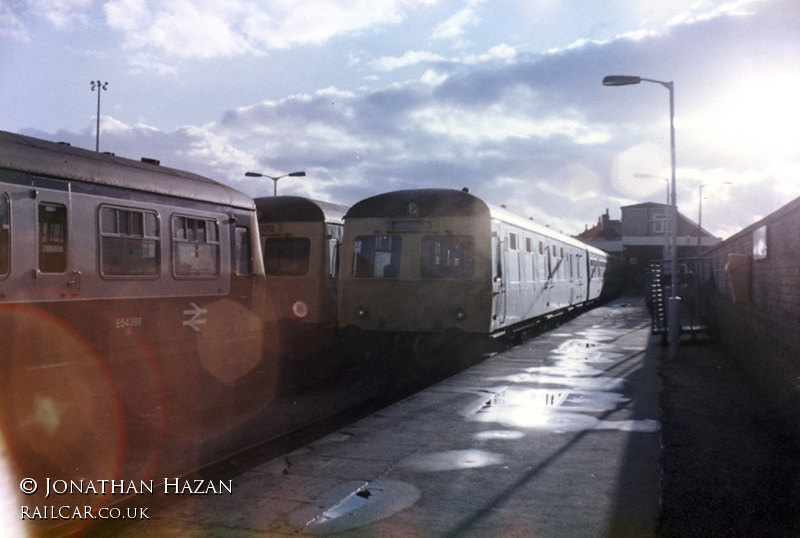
left=550, top=340, right=622, bottom=363
left=292, top=479, right=420, bottom=535
left=400, top=449, right=506, bottom=472
left=489, top=372, right=625, bottom=392
left=470, top=387, right=659, bottom=433
left=577, top=327, right=623, bottom=341
left=474, top=429, right=526, bottom=441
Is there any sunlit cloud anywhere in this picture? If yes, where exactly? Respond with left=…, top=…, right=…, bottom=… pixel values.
left=102, top=0, right=444, bottom=62
left=5, top=0, right=799, bottom=242
left=369, top=50, right=447, bottom=72
left=27, top=0, right=93, bottom=29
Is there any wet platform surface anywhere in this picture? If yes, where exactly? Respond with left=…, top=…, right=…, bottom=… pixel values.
left=101, top=300, right=662, bottom=537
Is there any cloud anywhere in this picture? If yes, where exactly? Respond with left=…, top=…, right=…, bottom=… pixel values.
left=0, top=0, right=94, bottom=39
left=103, top=0, right=257, bottom=59
left=13, top=0, right=800, bottom=239
left=369, top=50, right=447, bottom=72
left=0, top=3, right=29, bottom=41
left=431, top=0, right=484, bottom=45
left=102, top=0, right=442, bottom=63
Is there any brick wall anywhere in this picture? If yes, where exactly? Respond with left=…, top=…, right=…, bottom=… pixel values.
left=705, top=196, right=800, bottom=431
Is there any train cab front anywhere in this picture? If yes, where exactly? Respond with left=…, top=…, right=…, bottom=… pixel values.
left=338, top=231, right=490, bottom=335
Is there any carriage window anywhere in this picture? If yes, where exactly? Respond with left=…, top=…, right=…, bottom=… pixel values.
left=173, top=215, right=219, bottom=277
left=353, top=235, right=402, bottom=278
left=0, top=194, right=9, bottom=277
left=234, top=226, right=251, bottom=275
left=100, top=206, right=159, bottom=277
left=264, top=237, right=309, bottom=276
left=38, top=203, right=67, bottom=273
left=421, top=235, right=474, bottom=278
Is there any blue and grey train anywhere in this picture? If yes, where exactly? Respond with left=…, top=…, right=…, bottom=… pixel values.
left=0, top=130, right=277, bottom=522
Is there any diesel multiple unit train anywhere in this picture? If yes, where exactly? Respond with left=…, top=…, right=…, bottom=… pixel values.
left=339, top=189, right=618, bottom=340
left=0, top=130, right=618, bottom=528
left=0, top=131, right=278, bottom=525
left=255, top=195, right=348, bottom=359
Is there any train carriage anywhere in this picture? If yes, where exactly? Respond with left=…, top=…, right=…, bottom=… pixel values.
left=338, top=188, right=612, bottom=339
left=0, top=131, right=276, bottom=521
left=255, top=196, right=348, bottom=358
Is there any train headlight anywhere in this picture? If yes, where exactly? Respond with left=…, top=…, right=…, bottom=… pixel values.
left=454, top=308, right=467, bottom=321
left=292, top=301, right=309, bottom=319
left=355, top=306, right=368, bottom=318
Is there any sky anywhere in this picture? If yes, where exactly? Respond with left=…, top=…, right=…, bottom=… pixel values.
left=2, top=0, right=799, bottom=239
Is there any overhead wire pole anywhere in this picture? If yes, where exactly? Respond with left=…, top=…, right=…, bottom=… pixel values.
left=603, top=75, right=680, bottom=359
left=91, top=80, right=108, bottom=152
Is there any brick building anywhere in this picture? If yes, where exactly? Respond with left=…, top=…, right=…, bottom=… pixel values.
left=576, top=202, right=722, bottom=292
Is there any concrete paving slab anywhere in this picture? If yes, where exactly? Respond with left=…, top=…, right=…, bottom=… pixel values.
left=89, top=299, right=662, bottom=537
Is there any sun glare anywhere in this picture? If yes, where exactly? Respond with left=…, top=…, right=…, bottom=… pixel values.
left=692, top=74, right=800, bottom=161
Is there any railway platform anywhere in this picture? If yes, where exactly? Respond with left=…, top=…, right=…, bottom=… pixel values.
left=92, top=299, right=664, bottom=537
left=72, top=296, right=800, bottom=537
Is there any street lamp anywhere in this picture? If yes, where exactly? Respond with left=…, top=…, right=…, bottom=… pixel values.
left=604, top=74, right=679, bottom=359
left=90, top=80, right=108, bottom=152
left=245, top=170, right=306, bottom=196
left=697, top=184, right=706, bottom=255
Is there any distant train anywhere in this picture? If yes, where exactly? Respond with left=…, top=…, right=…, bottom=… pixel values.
left=255, top=195, right=348, bottom=358
left=338, top=188, right=619, bottom=340
left=0, top=130, right=277, bottom=517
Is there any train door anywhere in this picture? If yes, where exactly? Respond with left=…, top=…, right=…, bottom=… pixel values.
left=543, top=242, right=554, bottom=307
left=491, top=229, right=506, bottom=325
left=575, top=251, right=585, bottom=304
left=568, top=252, right=575, bottom=305
left=30, top=185, right=79, bottom=298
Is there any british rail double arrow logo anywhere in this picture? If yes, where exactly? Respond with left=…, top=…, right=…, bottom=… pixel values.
left=183, top=302, right=208, bottom=332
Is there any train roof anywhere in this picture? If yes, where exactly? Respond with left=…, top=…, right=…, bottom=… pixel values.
left=486, top=202, right=591, bottom=251
left=346, top=188, right=596, bottom=252
left=255, top=195, right=348, bottom=224
left=346, top=189, right=491, bottom=219
left=0, top=130, right=254, bottom=210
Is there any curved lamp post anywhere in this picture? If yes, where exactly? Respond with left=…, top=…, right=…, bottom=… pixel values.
left=245, top=170, right=306, bottom=196
left=604, top=75, right=679, bottom=359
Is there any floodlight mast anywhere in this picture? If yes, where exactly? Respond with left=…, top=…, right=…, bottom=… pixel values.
left=90, top=80, right=108, bottom=152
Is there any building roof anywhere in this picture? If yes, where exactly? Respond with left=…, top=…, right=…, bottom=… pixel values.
left=575, top=209, right=621, bottom=242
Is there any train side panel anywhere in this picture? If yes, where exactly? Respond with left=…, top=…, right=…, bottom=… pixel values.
left=0, top=133, right=275, bottom=527
left=491, top=218, right=589, bottom=334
